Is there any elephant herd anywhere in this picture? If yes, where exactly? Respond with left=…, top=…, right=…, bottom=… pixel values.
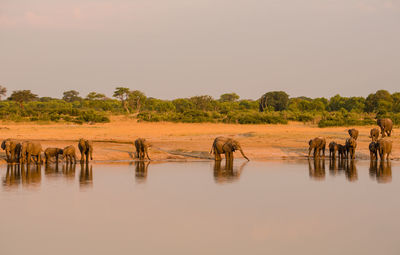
left=1, top=138, right=93, bottom=165
left=308, top=118, right=394, bottom=161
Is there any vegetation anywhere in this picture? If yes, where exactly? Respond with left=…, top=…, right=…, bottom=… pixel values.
left=0, top=87, right=398, bottom=126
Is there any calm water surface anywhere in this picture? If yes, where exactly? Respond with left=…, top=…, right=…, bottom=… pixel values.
left=0, top=160, right=399, bottom=255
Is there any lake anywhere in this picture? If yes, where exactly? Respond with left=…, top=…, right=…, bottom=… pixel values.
left=0, top=159, right=399, bottom=255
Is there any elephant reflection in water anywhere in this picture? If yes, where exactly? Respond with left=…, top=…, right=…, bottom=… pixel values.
left=44, top=163, right=60, bottom=177
left=3, top=164, right=22, bottom=188
left=329, top=158, right=339, bottom=176
left=22, top=164, right=42, bottom=186
left=213, top=159, right=247, bottom=184
left=79, top=163, right=93, bottom=188
left=308, top=158, right=325, bottom=180
left=135, top=161, right=150, bottom=183
left=344, top=160, right=357, bottom=182
left=63, top=163, right=76, bottom=180
left=369, top=160, right=392, bottom=183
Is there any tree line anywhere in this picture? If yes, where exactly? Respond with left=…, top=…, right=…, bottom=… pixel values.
left=0, top=85, right=398, bottom=126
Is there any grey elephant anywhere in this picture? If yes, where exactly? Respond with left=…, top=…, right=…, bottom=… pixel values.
left=44, top=148, right=63, bottom=164
left=377, top=118, right=393, bottom=137
left=2, top=139, right=22, bottom=163
left=328, top=141, right=338, bottom=158
left=308, top=137, right=326, bottom=158
left=210, top=137, right=249, bottom=161
left=377, top=138, right=392, bottom=161
left=134, top=138, right=151, bottom=160
left=348, top=129, right=359, bottom=140
left=369, top=141, right=378, bottom=160
left=63, top=145, right=77, bottom=163
left=78, top=138, right=93, bottom=163
left=369, top=128, right=380, bottom=142
left=345, top=138, right=357, bottom=159
left=20, top=141, right=43, bottom=164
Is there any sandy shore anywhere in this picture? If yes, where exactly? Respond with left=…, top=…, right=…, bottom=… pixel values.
left=0, top=116, right=398, bottom=163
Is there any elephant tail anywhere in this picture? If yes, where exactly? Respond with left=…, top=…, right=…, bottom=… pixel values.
left=209, top=145, right=214, bottom=155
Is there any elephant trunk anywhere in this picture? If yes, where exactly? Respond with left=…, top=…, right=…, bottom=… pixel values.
left=239, top=148, right=250, bottom=161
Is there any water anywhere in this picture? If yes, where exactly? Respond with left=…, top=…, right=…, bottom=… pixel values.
left=0, top=160, right=399, bottom=255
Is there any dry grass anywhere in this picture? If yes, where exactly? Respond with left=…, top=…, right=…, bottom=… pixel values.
left=0, top=116, right=398, bottom=162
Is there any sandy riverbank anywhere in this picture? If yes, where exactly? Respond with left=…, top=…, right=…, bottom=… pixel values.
left=0, top=116, right=398, bottom=163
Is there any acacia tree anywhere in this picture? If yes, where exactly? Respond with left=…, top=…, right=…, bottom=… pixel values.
left=63, top=90, right=81, bottom=102
left=0, top=86, right=7, bottom=100
left=128, top=90, right=146, bottom=112
left=8, top=90, right=38, bottom=108
left=219, top=93, right=239, bottom=102
left=259, top=91, right=289, bottom=112
left=86, top=92, right=106, bottom=100
left=113, top=87, right=131, bottom=113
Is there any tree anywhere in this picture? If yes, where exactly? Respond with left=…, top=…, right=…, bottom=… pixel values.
left=113, top=87, right=131, bottom=113
left=128, top=90, right=146, bottom=112
left=259, top=91, right=289, bottom=112
left=219, top=93, right=239, bottom=102
left=63, top=90, right=81, bottom=102
left=190, top=95, right=215, bottom=111
left=86, top=92, right=106, bottom=100
left=0, top=86, right=7, bottom=100
left=365, top=90, right=393, bottom=112
left=8, top=90, right=38, bottom=108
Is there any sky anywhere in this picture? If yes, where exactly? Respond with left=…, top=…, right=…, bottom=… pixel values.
left=0, top=0, right=399, bottom=100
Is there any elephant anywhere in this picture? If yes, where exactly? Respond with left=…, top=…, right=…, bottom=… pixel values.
left=369, top=141, right=378, bottom=160
left=377, top=118, right=393, bottom=137
left=78, top=138, right=93, bottom=163
left=369, top=128, right=380, bottom=142
left=337, top=144, right=346, bottom=159
left=348, top=128, right=359, bottom=140
left=134, top=138, right=151, bottom=160
left=210, top=137, right=249, bottom=161
left=20, top=141, right=42, bottom=164
left=44, top=148, right=63, bottom=164
left=328, top=141, right=338, bottom=158
left=2, top=139, right=22, bottom=163
left=377, top=138, right=392, bottom=161
left=345, top=138, right=357, bottom=159
left=63, top=145, right=77, bottom=164
left=308, top=137, right=326, bottom=158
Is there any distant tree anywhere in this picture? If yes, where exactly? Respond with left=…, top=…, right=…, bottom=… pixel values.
left=172, top=98, right=194, bottom=113
left=113, top=87, right=131, bottom=113
left=219, top=93, right=240, bottom=102
left=365, top=90, right=393, bottom=112
left=259, top=91, right=289, bottom=112
left=40, top=97, right=57, bottom=102
left=63, top=90, right=81, bottom=102
left=0, top=86, right=7, bottom=100
left=128, top=90, right=146, bottom=112
left=8, top=90, right=38, bottom=108
left=86, top=92, right=106, bottom=100
left=190, top=95, right=215, bottom=111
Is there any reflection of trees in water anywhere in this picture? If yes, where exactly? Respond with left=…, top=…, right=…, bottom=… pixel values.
left=79, top=163, right=93, bottom=188
left=135, top=161, right=150, bottom=183
left=213, top=160, right=247, bottom=184
left=308, top=159, right=325, bottom=180
left=369, top=160, right=392, bottom=183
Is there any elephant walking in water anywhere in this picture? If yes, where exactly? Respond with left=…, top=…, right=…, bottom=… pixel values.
left=134, top=138, right=151, bottom=160
left=377, top=118, right=393, bottom=137
left=210, top=137, right=249, bottom=161
left=2, top=139, right=22, bottom=163
left=308, top=137, right=326, bottom=158
left=78, top=138, right=93, bottom=163
left=377, top=138, right=392, bottom=161
left=20, top=141, right=43, bottom=164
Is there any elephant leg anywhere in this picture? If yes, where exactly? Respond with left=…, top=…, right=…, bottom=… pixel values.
left=90, top=149, right=93, bottom=160
left=38, top=153, right=42, bottom=164
left=27, top=153, right=31, bottom=164
left=85, top=152, right=89, bottom=163
left=80, top=151, right=85, bottom=163
left=10, top=151, right=15, bottom=163
left=145, top=149, right=151, bottom=161
left=45, top=154, right=49, bottom=164
left=308, top=147, right=312, bottom=157
left=215, top=152, right=221, bottom=161
left=73, top=155, right=77, bottom=164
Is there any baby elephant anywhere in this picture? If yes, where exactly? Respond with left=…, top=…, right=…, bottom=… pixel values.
left=345, top=138, right=357, bottom=159
left=63, top=145, right=77, bottom=163
left=44, top=148, right=64, bottom=164
left=369, top=142, right=378, bottom=160
left=328, top=141, right=338, bottom=159
left=337, top=144, right=346, bottom=159
left=308, top=137, right=326, bottom=158
left=134, top=138, right=151, bottom=160
left=78, top=138, right=93, bottom=163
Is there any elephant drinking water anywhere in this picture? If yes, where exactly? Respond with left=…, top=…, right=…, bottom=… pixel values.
left=210, top=137, right=249, bottom=161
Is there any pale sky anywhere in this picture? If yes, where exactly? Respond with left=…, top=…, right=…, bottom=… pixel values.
left=1, top=0, right=399, bottom=100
